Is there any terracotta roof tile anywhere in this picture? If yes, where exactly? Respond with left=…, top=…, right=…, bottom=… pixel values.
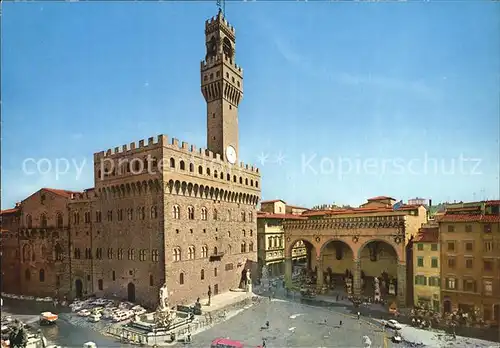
left=0, top=208, right=19, bottom=215
left=302, top=204, right=421, bottom=217
left=416, top=227, right=439, bottom=243
left=42, top=188, right=81, bottom=198
left=288, top=205, right=308, bottom=210
left=367, top=196, right=396, bottom=201
left=260, top=199, right=286, bottom=204
left=257, top=212, right=306, bottom=220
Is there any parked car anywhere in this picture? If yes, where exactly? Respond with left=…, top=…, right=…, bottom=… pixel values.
left=78, top=309, right=91, bottom=317
left=382, top=319, right=402, bottom=330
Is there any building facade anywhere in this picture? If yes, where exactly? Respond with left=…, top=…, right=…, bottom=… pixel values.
left=283, top=196, right=428, bottom=306
left=438, top=200, right=500, bottom=324
left=413, top=225, right=440, bottom=311
left=257, top=200, right=307, bottom=278
left=0, top=206, right=22, bottom=294
left=0, top=10, right=261, bottom=308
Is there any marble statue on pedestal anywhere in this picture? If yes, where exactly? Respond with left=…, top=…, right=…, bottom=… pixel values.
left=346, top=277, right=353, bottom=295
left=388, top=279, right=396, bottom=296
left=245, top=269, right=252, bottom=293
left=154, top=282, right=176, bottom=329
left=374, top=277, right=381, bottom=302
left=158, top=283, right=169, bottom=311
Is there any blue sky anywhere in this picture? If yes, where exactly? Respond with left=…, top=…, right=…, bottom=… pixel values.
left=2, top=2, right=499, bottom=209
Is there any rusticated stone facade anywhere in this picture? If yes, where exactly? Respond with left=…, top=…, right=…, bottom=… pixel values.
left=1, top=11, right=260, bottom=308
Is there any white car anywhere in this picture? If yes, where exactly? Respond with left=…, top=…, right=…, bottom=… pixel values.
left=88, top=314, right=101, bottom=323
left=78, top=309, right=91, bottom=317
left=383, top=319, right=403, bottom=330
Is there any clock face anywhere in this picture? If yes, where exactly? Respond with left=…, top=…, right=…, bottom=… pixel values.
left=226, top=145, right=237, bottom=164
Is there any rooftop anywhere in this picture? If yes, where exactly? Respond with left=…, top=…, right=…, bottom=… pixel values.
left=301, top=204, right=422, bottom=217
left=416, top=227, right=439, bottom=243
left=260, top=199, right=286, bottom=204
left=257, top=212, right=307, bottom=220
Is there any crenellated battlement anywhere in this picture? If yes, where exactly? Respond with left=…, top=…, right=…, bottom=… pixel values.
left=70, top=188, right=97, bottom=202
left=94, top=135, right=166, bottom=161
left=94, top=134, right=259, bottom=174
left=205, top=11, right=235, bottom=36
left=200, top=54, right=243, bottom=75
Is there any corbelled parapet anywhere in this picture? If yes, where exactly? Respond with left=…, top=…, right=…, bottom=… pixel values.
left=201, top=54, right=243, bottom=75
left=93, top=134, right=259, bottom=175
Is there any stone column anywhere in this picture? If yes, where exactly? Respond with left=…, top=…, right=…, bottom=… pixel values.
left=284, top=257, right=293, bottom=288
left=316, top=257, right=324, bottom=293
left=397, top=262, right=406, bottom=307
left=353, top=259, right=362, bottom=297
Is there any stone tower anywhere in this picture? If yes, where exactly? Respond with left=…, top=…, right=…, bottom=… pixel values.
left=201, top=10, right=243, bottom=165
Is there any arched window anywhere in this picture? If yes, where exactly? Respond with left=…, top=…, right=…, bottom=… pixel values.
left=54, top=243, right=63, bottom=261
left=201, top=207, right=208, bottom=220
left=26, top=214, right=32, bottom=228
left=173, top=247, right=181, bottom=262
left=239, top=177, right=243, bottom=184
left=56, top=213, right=63, bottom=228
left=180, top=161, right=185, bottom=170
left=241, top=242, right=246, bottom=253
left=187, top=206, right=195, bottom=220
left=243, top=230, right=246, bottom=237
left=201, top=245, right=208, bottom=258
left=226, top=173, right=230, bottom=181
left=22, top=245, right=31, bottom=262
left=198, top=166, right=203, bottom=174
left=227, top=210, right=231, bottom=221
left=172, top=205, right=180, bottom=219
left=188, top=246, right=195, bottom=260
left=179, top=272, right=184, bottom=285
left=200, top=269, right=205, bottom=280
left=248, top=212, right=253, bottom=222
left=213, top=209, right=218, bottom=220
left=207, top=168, right=211, bottom=176
left=189, top=163, right=194, bottom=172
left=214, top=267, right=218, bottom=277
left=249, top=242, right=254, bottom=252
left=241, top=211, right=246, bottom=222
left=40, top=214, right=47, bottom=228
left=214, top=170, right=218, bottom=178
left=170, top=158, right=175, bottom=168
left=39, top=269, right=45, bottom=282
left=233, top=175, right=237, bottom=182
left=149, top=274, right=154, bottom=286
left=227, top=244, right=232, bottom=254
left=213, top=247, right=218, bottom=255
left=150, top=205, right=158, bottom=219
left=25, top=269, right=31, bottom=281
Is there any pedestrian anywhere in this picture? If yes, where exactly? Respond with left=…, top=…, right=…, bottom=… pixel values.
left=187, top=334, right=191, bottom=343
left=339, top=320, right=343, bottom=326
left=357, top=312, right=360, bottom=320
left=324, top=319, right=327, bottom=325
left=266, top=320, right=270, bottom=329
left=262, top=339, right=266, bottom=347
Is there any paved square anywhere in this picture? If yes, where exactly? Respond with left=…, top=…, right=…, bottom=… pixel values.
left=183, top=298, right=396, bottom=347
